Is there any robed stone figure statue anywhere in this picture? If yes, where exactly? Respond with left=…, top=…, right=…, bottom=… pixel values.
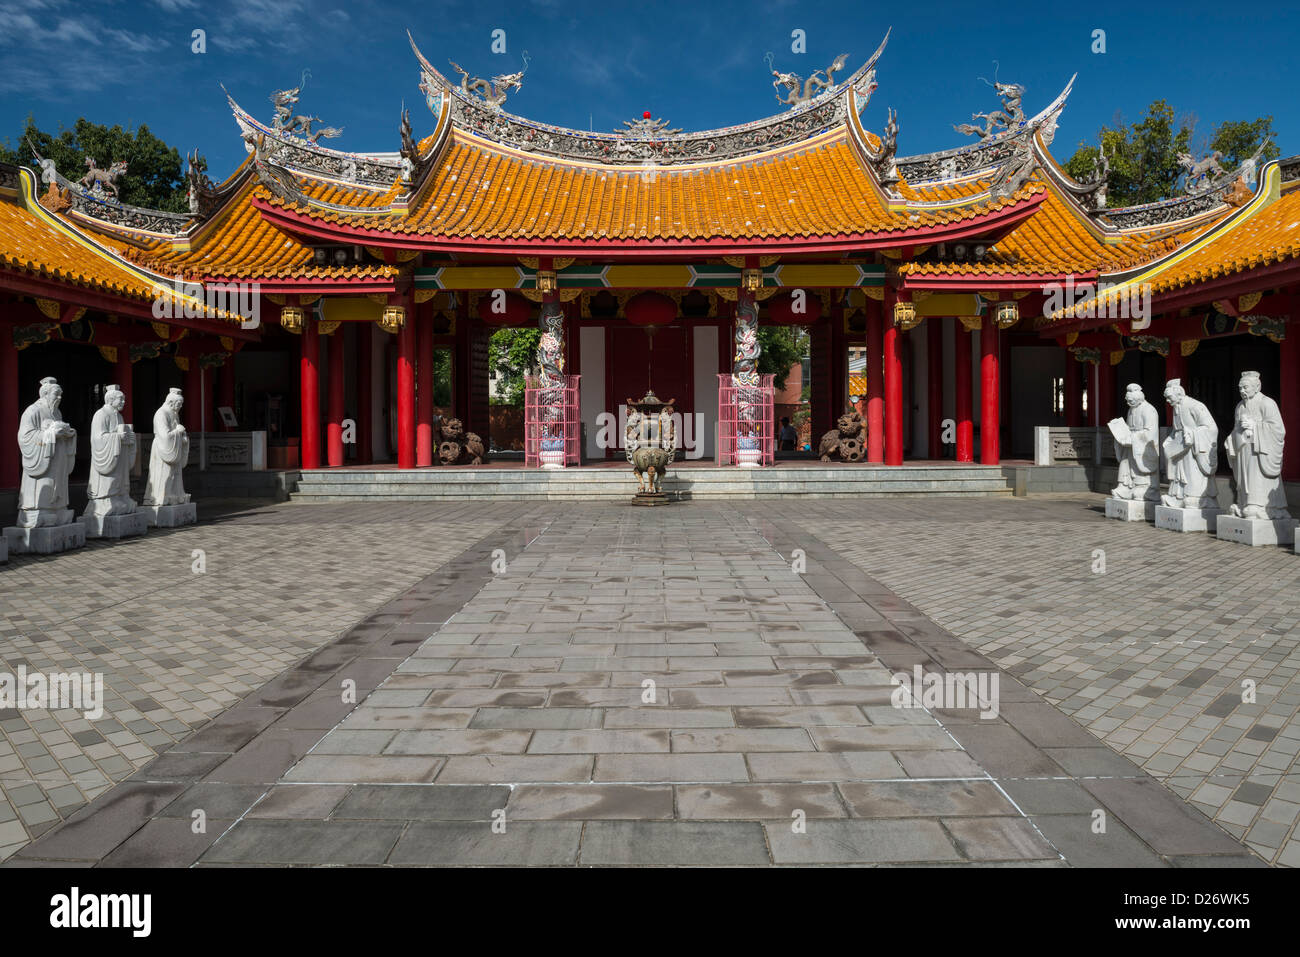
left=144, top=388, right=190, bottom=506
left=17, top=377, right=77, bottom=527
left=1109, top=383, right=1160, bottom=502
left=84, top=385, right=138, bottom=520
left=1225, top=371, right=1289, bottom=519
left=1161, top=379, right=1219, bottom=510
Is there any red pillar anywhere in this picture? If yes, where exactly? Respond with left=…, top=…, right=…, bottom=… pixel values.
left=1281, top=323, right=1299, bottom=480
left=1164, top=346, right=1187, bottom=426
left=0, top=329, right=18, bottom=489
left=980, top=316, right=1000, bottom=465
left=927, top=318, right=942, bottom=459
left=1064, top=349, right=1082, bottom=427
left=397, top=305, right=417, bottom=469
left=865, top=300, right=884, bottom=463
left=327, top=329, right=345, bottom=467
left=883, top=295, right=904, bottom=466
left=954, top=320, right=973, bottom=462
left=300, top=320, right=321, bottom=470
left=184, top=360, right=201, bottom=433
left=1098, top=355, right=1117, bottom=425
left=357, top=322, right=373, bottom=465
left=218, top=358, right=235, bottom=431
left=115, top=348, right=134, bottom=425
left=416, top=310, right=434, bottom=467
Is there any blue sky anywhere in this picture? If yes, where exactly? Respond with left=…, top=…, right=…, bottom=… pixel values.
left=1, top=0, right=1295, bottom=178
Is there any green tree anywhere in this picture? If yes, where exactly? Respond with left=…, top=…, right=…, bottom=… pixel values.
left=0, top=115, right=193, bottom=212
left=1065, top=101, right=1276, bottom=206
left=757, top=326, right=808, bottom=392
left=488, top=327, right=541, bottom=406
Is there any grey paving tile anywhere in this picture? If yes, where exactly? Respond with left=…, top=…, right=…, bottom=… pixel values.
left=580, top=821, right=770, bottom=866
left=202, top=820, right=404, bottom=865
left=765, top=819, right=962, bottom=864
left=390, top=822, right=583, bottom=866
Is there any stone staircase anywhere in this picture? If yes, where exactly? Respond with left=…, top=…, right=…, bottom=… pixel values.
left=290, top=465, right=1014, bottom=502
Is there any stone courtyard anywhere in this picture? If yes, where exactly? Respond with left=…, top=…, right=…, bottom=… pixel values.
left=0, top=495, right=1291, bottom=866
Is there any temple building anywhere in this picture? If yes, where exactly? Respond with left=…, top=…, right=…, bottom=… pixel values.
left=2, top=31, right=1299, bottom=497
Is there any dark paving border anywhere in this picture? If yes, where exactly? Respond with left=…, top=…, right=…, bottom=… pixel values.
left=744, top=512, right=1263, bottom=868
left=5, top=506, right=544, bottom=867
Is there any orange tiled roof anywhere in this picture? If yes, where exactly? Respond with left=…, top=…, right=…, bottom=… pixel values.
left=110, top=180, right=400, bottom=281
left=262, top=129, right=1039, bottom=242
left=0, top=194, right=167, bottom=301
left=901, top=188, right=1219, bottom=280
left=1147, top=185, right=1300, bottom=293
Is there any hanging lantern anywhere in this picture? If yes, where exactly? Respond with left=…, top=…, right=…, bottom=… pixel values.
left=996, top=301, right=1020, bottom=329
left=766, top=289, right=823, bottom=325
left=279, top=305, right=305, bottom=333
left=477, top=291, right=532, bottom=325
left=624, top=291, right=676, bottom=326
left=892, top=300, right=920, bottom=331
left=379, top=305, right=406, bottom=333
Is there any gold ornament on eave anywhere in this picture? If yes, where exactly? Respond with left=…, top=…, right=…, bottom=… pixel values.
left=379, top=305, right=406, bottom=333
left=279, top=306, right=305, bottom=333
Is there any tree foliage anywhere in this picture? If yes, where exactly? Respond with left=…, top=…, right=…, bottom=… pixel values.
left=1064, top=100, right=1276, bottom=207
left=0, top=115, right=193, bottom=212
left=488, top=327, right=541, bottom=406
left=757, top=326, right=809, bottom=392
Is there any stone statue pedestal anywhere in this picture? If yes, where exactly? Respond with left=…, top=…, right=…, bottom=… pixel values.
left=1216, top=515, right=1297, bottom=547
left=143, top=503, right=197, bottom=528
left=1105, top=498, right=1154, bottom=522
left=631, top=491, right=671, bottom=507
left=3, top=521, right=86, bottom=555
left=1154, top=504, right=1222, bottom=534
left=83, top=510, right=148, bottom=540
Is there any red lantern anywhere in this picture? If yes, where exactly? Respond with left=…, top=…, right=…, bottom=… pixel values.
left=624, top=291, right=676, bottom=326
left=766, top=289, right=823, bottom=325
left=478, top=291, right=533, bottom=326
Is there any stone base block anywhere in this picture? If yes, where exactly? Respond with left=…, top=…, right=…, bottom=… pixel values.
left=1105, top=498, right=1155, bottom=522
left=3, top=521, right=86, bottom=555
left=143, top=503, right=197, bottom=528
left=1154, top=505, right=1222, bottom=533
left=1216, top=515, right=1298, bottom=547
left=630, top=492, right=671, bottom=507
left=82, top=510, right=149, bottom=540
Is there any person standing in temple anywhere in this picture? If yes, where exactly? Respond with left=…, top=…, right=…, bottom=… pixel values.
left=778, top=416, right=798, bottom=451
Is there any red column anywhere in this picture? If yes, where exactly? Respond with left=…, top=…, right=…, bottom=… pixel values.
left=1281, top=323, right=1299, bottom=480
left=1098, top=355, right=1117, bottom=424
left=218, top=358, right=235, bottom=430
left=1064, top=349, right=1082, bottom=427
left=327, top=328, right=345, bottom=467
left=954, top=320, right=973, bottom=462
left=980, top=316, right=1000, bottom=465
left=0, top=329, right=19, bottom=489
left=357, top=322, right=373, bottom=465
left=300, top=320, right=321, bottom=470
left=184, top=360, right=201, bottom=433
left=397, top=305, right=416, bottom=469
left=115, top=348, right=134, bottom=425
left=416, top=310, right=434, bottom=467
left=1164, top=346, right=1187, bottom=426
left=883, top=294, right=904, bottom=466
left=866, top=300, right=884, bottom=463
left=1084, top=361, right=1096, bottom=427
left=927, top=318, right=942, bottom=459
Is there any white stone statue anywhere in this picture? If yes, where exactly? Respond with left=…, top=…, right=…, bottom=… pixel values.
left=16, top=377, right=77, bottom=527
left=1161, top=379, right=1219, bottom=509
left=85, top=385, right=137, bottom=519
left=1109, top=383, right=1160, bottom=502
left=144, top=388, right=190, bottom=506
left=1225, top=371, right=1289, bottom=519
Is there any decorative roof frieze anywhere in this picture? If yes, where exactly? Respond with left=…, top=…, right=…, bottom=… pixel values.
left=408, top=29, right=889, bottom=168
left=26, top=145, right=192, bottom=236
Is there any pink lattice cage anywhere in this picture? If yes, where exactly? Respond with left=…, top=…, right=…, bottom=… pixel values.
left=717, top=373, right=775, bottom=466
left=524, top=374, right=581, bottom=468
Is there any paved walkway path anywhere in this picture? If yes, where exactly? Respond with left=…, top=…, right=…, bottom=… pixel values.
left=795, top=497, right=1300, bottom=866
left=6, top=501, right=1257, bottom=867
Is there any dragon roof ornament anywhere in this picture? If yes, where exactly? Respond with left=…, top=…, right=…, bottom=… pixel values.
left=767, top=51, right=850, bottom=109
left=895, top=74, right=1074, bottom=186
left=408, top=28, right=890, bottom=167
left=26, top=142, right=193, bottom=236
left=225, top=85, right=404, bottom=189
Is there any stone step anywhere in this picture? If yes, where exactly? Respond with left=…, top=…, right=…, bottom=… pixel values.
left=290, top=465, right=1014, bottom=502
